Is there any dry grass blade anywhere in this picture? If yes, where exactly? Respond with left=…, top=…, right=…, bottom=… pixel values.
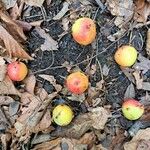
left=0, top=25, right=32, bottom=60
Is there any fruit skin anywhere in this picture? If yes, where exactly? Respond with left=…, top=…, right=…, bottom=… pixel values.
left=122, top=99, right=144, bottom=120
left=66, top=72, right=89, bottom=94
left=7, top=61, right=28, bottom=81
left=72, top=17, right=96, bottom=45
left=114, top=45, right=137, bottom=67
left=52, top=104, right=74, bottom=126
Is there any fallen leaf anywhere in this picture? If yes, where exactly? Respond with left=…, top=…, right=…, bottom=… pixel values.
left=39, top=74, right=62, bottom=92
left=88, top=107, right=111, bottom=130
left=133, top=54, right=150, bottom=74
left=0, top=96, right=14, bottom=105
left=0, top=56, right=6, bottom=81
left=90, top=64, right=97, bottom=75
left=0, top=25, right=32, bottom=60
left=23, top=0, right=45, bottom=7
left=146, top=29, right=150, bottom=57
left=1, top=0, right=16, bottom=9
left=61, top=18, right=69, bottom=31
left=9, top=101, right=20, bottom=116
left=53, top=2, right=69, bottom=20
left=133, top=70, right=143, bottom=89
left=46, top=0, right=51, bottom=5
left=0, top=76, right=21, bottom=96
left=0, top=133, right=11, bottom=150
left=15, top=20, right=32, bottom=32
left=35, top=27, right=58, bottom=51
left=36, top=88, right=48, bottom=101
left=141, top=82, right=150, bottom=91
left=67, top=93, right=86, bottom=102
left=102, top=64, right=110, bottom=76
left=61, top=61, right=72, bottom=72
left=134, top=0, right=150, bottom=22
left=124, top=83, right=135, bottom=99
left=23, top=74, right=36, bottom=95
left=124, top=128, right=150, bottom=150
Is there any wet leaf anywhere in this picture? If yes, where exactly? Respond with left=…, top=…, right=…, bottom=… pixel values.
left=0, top=25, right=32, bottom=60
left=124, top=128, right=150, bottom=150
left=0, top=76, right=21, bottom=96
left=23, top=0, right=45, bottom=7
left=53, top=2, right=69, bottom=20
left=134, top=0, right=150, bottom=22
left=39, top=74, right=62, bottom=92
left=124, top=83, right=135, bottom=99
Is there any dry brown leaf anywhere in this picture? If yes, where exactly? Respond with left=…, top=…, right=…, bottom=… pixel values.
left=134, top=0, right=150, bottom=22
left=88, top=107, right=111, bottom=130
left=23, top=74, right=36, bottom=95
left=0, top=96, right=14, bottom=105
left=67, top=93, right=86, bottom=102
left=133, top=70, right=143, bottom=89
left=1, top=133, right=11, bottom=150
left=15, top=20, right=32, bottom=32
left=23, top=0, right=45, bottom=7
left=35, top=27, right=58, bottom=51
left=124, top=83, right=135, bottom=99
left=0, top=56, right=6, bottom=81
left=53, top=2, right=69, bottom=20
left=0, top=25, right=32, bottom=60
left=124, top=128, right=150, bottom=150
left=1, top=0, right=16, bottom=9
left=0, top=11, right=26, bottom=42
left=146, top=29, right=150, bottom=57
left=0, top=76, right=21, bottom=96
left=39, top=74, right=62, bottom=92
left=36, top=88, right=48, bottom=101
left=133, top=54, right=150, bottom=74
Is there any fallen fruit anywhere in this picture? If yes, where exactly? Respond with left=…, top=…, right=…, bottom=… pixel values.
left=72, top=17, right=96, bottom=45
left=52, top=104, right=74, bottom=126
left=7, top=61, right=28, bottom=81
left=66, top=71, right=89, bottom=94
left=114, top=45, right=137, bottom=67
left=122, top=99, right=144, bottom=120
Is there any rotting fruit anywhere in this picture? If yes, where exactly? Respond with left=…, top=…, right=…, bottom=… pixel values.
left=114, top=45, right=137, bottom=67
left=72, top=17, right=96, bottom=45
left=52, top=104, right=74, bottom=126
left=122, top=99, right=144, bottom=120
left=66, top=71, right=89, bottom=94
left=7, top=61, right=28, bottom=81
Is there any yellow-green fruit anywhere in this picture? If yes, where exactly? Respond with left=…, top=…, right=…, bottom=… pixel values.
left=52, top=104, right=74, bottom=126
left=114, top=45, right=137, bottom=67
left=122, top=99, right=144, bottom=120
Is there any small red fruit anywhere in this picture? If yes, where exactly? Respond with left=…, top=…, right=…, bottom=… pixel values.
left=72, top=17, right=96, bottom=45
left=66, top=72, right=89, bottom=94
left=122, top=99, right=144, bottom=120
left=7, top=61, right=28, bottom=81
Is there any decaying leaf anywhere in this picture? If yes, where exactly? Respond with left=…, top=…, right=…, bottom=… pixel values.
left=67, top=93, right=86, bottom=102
left=0, top=96, right=14, bottom=105
left=23, top=0, right=45, bottom=7
left=133, top=54, right=150, bottom=74
left=23, top=74, right=36, bottom=95
left=133, top=70, right=143, bottom=89
left=1, top=0, right=17, bottom=9
left=146, top=29, right=150, bottom=57
left=0, top=56, right=6, bottom=81
left=124, top=83, right=135, bottom=99
left=53, top=2, right=69, bottom=20
left=0, top=76, right=21, bottom=96
left=0, top=25, right=32, bottom=60
left=39, top=74, right=62, bottom=92
left=35, top=27, right=58, bottom=51
left=134, top=0, right=150, bottom=22
left=124, top=128, right=150, bottom=150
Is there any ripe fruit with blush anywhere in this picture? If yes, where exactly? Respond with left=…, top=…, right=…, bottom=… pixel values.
left=72, top=17, right=96, bottom=45
left=114, top=45, right=137, bottom=67
left=52, top=104, right=74, bottom=126
left=66, top=72, right=89, bottom=94
left=7, top=61, right=28, bottom=81
left=122, top=99, right=144, bottom=120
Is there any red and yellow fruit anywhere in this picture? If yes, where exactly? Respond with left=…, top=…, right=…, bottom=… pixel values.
left=72, top=17, right=96, bottom=45
left=66, top=72, right=89, bottom=94
left=122, top=99, right=144, bottom=120
left=114, top=45, right=137, bottom=67
left=7, top=61, right=28, bottom=81
left=52, top=104, right=74, bottom=126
